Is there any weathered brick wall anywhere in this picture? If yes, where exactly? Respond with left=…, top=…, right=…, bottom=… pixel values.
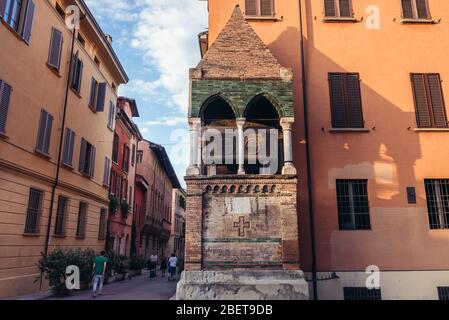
left=184, top=176, right=300, bottom=271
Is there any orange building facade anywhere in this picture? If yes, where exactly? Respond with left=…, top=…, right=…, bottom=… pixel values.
left=205, top=0, right=449, bottom=299
left=0, top=0, right=128, bottom=298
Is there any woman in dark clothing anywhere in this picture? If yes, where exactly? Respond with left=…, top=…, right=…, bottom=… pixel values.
left=160, top=258, right=168, bottom=277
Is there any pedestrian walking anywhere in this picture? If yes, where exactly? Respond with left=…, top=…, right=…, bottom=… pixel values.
left=160, top=257, right=167, bottom=277
left=168, top=253, right=177, bottom=281
left=92, top=251, right=108, bottom=298
left=149, top=253, right=158, bottom=278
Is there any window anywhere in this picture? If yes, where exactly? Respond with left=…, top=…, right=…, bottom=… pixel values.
left=103, top=157, right=111, bottom=187
left=336, top=179, right=370, bottom=230
left=245, top=0, right=274, bottom=17
left=98, top=208, right=107, bottom=240
left=425, top=179, right=449, bottom=229
left=112, top=133, right=119, bottom=164
left=55, top=2, right=65, bottom=19
left=77, top=33, right=85, bottom=47
left=0, top=80, right=12, bottom=135
left=411, top=74, right=447, bottom=128
left=54, top=195, right=69, bottom=236
left=324, top=0, right=353, bottom=18
left=24, top=188, right=43, bottom=234
left=343, top=287, right=381, bottom=300
left=47, top=28, right=63, bottom=71
left=329, top=73, right=364, bottom=128
left=70, top=53, right=83, bottom=94
left=438, top=287, right=449, bottom=300
left=123, top=144, right=130, bottom=173
left=107, top=101, right=115, bottom=129
left=401, top=0, right=430, bottom=19
left=131, top=144, right=136, bottom=166
left=79, top=138, right=96, bottom=177
left=36, top=109, right=53, bottom=156
left=76, top=202, right=88, bottom=238
left=62, top=128, right=75, bottom=167
left=136, top=150, right=143, bottom=164
left=2, top=0, right=35, bottom=42
left=88, top=77, right=106, bottom=112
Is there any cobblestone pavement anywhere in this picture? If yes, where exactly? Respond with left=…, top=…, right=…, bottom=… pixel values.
left=49, top=271, right=178, bottom=300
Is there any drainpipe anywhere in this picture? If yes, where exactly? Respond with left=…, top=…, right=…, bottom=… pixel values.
left=43, top=18, right=80, bottom=258
left=298, top=0, right=318, bottom=300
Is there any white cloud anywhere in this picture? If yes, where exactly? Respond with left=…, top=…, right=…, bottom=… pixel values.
left=84, top=0, right=139, bottom=22
left=145, top=116, right=186, bottom=126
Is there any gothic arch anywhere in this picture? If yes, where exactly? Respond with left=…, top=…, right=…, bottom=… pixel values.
left=243, top=93, right=285, bottom=119
left=199, top=93, right=239, bottom=120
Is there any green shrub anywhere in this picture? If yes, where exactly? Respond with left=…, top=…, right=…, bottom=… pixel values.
left=109, top=196, right=119, bottom=214
left=129, top=255, right=146, bottom=271
left=107, top=254, right=129, bottom=274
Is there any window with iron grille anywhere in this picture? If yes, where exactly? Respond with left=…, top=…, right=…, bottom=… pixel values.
left=24, top=188, right=43, bottom=234
left=336, top=179, right=371, bottom=230
left=54, top=196, right=69, bottom=236
left=0, top=79, right=12, bottom=135
left=324, top=0, right=353, bottom=18
left=328, top=73, right=364, bottom=128
left=411, top=74, right=447, bottom=128
left=401, top=0, right=430, bottom=19
left=245, top=0, right=274, bottom=17
left=76, top=202, right=88, bottom=238
left=425, top=179, right=449, bottom=229
left=98, top=208, right=107, bottom=240
left=343, top=287, right=381, bottom=300
left=438, top=287, right=449, bottom=300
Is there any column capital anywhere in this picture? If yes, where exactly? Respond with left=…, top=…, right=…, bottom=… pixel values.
left=280, top=117, right=295, bottom=131
left=189, top=118, right=201, bottom=128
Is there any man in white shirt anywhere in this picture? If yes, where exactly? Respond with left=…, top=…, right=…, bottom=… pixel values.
left=168, top=253, right=177, bottom=281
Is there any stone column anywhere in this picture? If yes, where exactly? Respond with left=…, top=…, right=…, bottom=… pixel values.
left=237, top=118, right=246, bottom=175
left=187, top=118, right=201, bottom=176
left=281, top=117, right=297, bottom=175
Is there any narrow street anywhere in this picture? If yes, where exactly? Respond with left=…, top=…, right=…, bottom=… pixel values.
left=49, top=271, right=178, bottom=300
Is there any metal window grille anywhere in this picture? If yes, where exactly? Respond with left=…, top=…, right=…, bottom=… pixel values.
left=336, top=179, right=371, bottom=230
left=54, top=196, right=68, bottom=236
left=24, top=188, right=43, bottom=234
left=343, top=287, right=381, bottom=300
left=425, top=179, right=449, bottom=229
left=76, top=202, right=88, bottom=238
left=438, top=287, right=449, bottom=300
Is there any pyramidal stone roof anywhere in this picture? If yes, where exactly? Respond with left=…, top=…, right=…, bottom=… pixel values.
left=190, top=5, right=292, bottom=81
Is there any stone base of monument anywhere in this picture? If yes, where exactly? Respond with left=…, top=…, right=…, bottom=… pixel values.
left=176, top=270, right=309, bottom=300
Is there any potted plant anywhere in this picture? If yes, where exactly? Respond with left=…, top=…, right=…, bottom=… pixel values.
left=121, top=201, right=130, bottom=217
left=109, top=196, right=119, bottom=214
left=129, top=255, right=146, bottom=277
left=111, top=255, right=129, bottom=281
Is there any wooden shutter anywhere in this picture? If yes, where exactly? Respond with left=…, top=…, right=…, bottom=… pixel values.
left=415, top=0, right=429, bottom=19
left=260, top=0, right=274, bottom=16
left=24, top=188, right=42, bottom=234
left=89, top=78, right=97, bottom=108
left=245, top=0, right=258, bottom=16
left=131, top=144, right=136, bottom=166
left=36, top=110, right=52, bottom=154
left=346, top=73, right=364, bottom=128
left=54, top=196, right=68, bottom=235
left=108, top=101, right=115, bottom=128
left=427, top=74, right=448, bottom=128
left=103, top=157, right=110, bottom=186
left=329, top=73, right=347, bottom=127
left=324, top=0, right=336, bottom=17
left=96, top=83, right=106, bottom=112
left=76, top=202, right=87, bottom=238
left=76, top=60, right=83, bottom=92
left=89, top=145, right=96, bottom=177
left=63, top=128, right=75, bottom=166
left=98, top=208, right=107, bottom=240
left=44, top=113, right=53, bottom=154
left=0, top=80, right=12, bottom=134
left=0, top=0, right=7, bottom=19
left=22, top=0, right=36, bottom=43
left=401, top=0, right=414, bottom=18
left=48, top=28, right=63, bottom=70
left=412, top=74, right=432, bottom=127
left=338, top=0, right=352, bottom=17
left=79, top=138, right=87, bottom=172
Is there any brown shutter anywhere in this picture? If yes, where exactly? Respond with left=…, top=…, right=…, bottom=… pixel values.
left=96, top=83, right=106, bottom=112
left=329, top=73, right=347, bottom=128
left=89, top=78, right=97, bottom=108
left=103, top=157, right=110, bottom=186
left=63, top=128, right=71, bottom=165
left=22, top=0, right=35, bottom=43
left=401, top=0, right=414, bottom=18
left=79, top=138, right=87, bottom=172
left=324, top=0, right=336, bottom=17
left=415, top=0, right=429, bottom=19
left=346, top=73, right=364, bottom=128
left=89, top=145, right=96, bottom=177
left=411, top=74, right=432, bottom=127
left=0, top=80, right=12, bottom=134
left=48, top=28, right=63, bottom=70
left=44, top=113, right=53, bottom=154
left=338, top=0, right=352, bottom=17
left=427, top=74, right=448, bottom=128
left=245, top=0, right=258, bottom=15
left=260, top=0, right=274, bottom=16
left=76, top=60, right=83, bottom=92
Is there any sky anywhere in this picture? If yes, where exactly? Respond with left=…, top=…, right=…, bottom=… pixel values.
left=84, top=0, right=209, bottom=186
